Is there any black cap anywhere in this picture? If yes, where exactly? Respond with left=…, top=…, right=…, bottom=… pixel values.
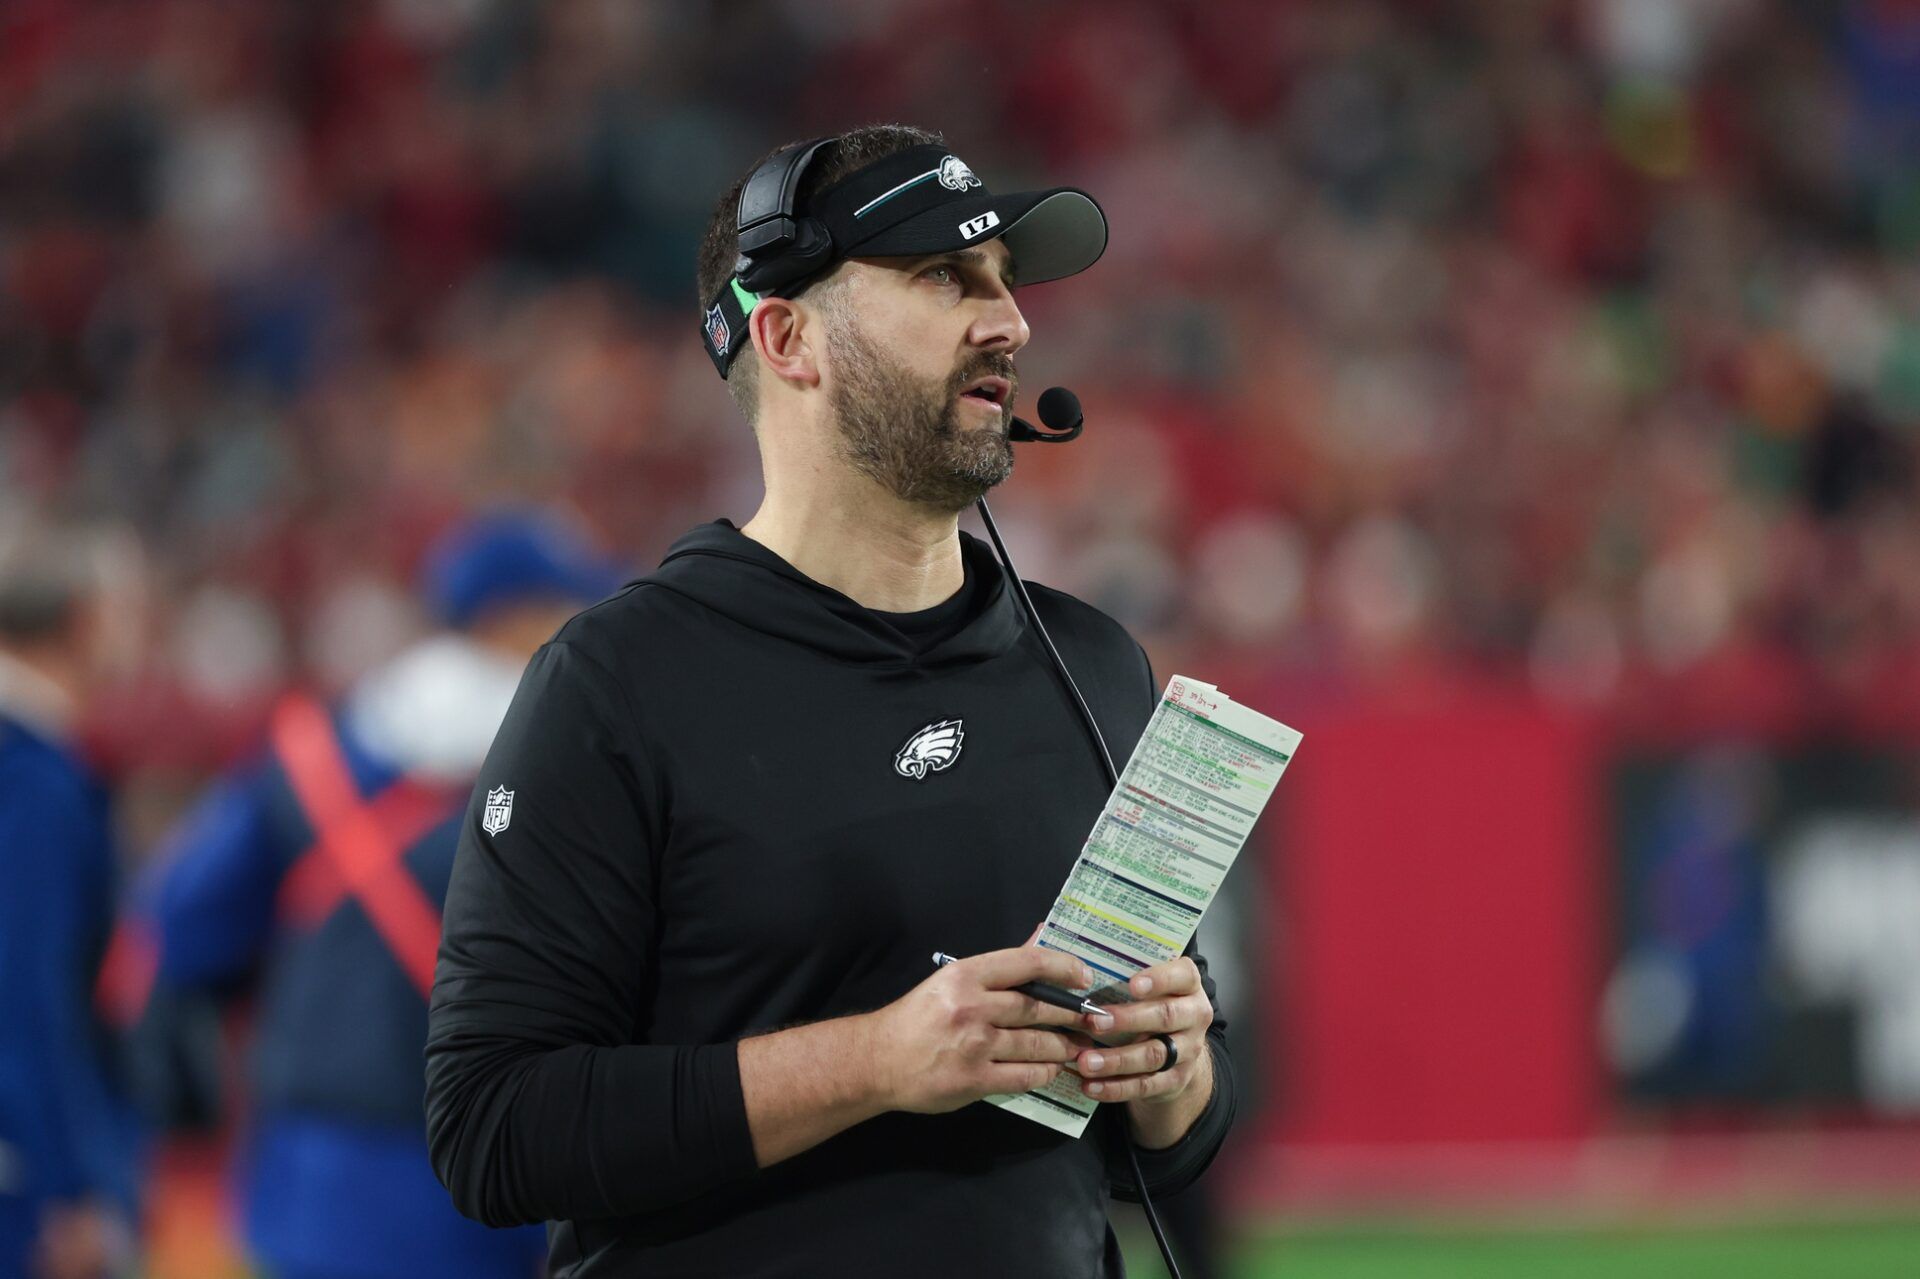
left=703, top=144, right=1107, bottom=377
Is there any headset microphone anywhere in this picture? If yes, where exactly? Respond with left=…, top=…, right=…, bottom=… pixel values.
left=975, top=386, right=1186, bottom=1279
left=1008, top=386, right=1084, bottom=442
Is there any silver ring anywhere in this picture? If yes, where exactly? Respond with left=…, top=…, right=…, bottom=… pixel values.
left=1152, top=1032, right=1179, bottom=1074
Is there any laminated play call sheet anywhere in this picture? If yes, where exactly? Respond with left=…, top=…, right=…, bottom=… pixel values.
left=988, top=676, right=1302, bottom=1137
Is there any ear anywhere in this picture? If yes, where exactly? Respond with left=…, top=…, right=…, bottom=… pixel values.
left=749, top=297, right=821, bottom=390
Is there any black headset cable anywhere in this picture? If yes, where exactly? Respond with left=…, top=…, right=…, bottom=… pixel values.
left=975, top=494, right=1185, bottom=1279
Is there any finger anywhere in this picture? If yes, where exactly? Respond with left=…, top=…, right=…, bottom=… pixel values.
left=982, top=990, right=1088, bottom=1029
left=990, top=1027, right=1082, bottom=1063
left=1079, top=1062, right=1189, bottom=1102
left=1084, top=991, right=1211, bottom=1038
left=988, top=1061, right=1064, bottom=1095
left=969, top=944, right=1094, bottom=993
left=1127, top=956, right=1200, bottom=1000
left=1024, top=920, right=1044, bottom=946
left=1076, top=1031, right=1181, bottom=1079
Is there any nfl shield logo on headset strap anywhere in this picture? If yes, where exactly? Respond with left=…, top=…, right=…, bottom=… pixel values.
left=482, top=785, right=514, bottom=835
left=704, top=305, right=730, bottom=357
left=894, top=719, right=964, bottom=781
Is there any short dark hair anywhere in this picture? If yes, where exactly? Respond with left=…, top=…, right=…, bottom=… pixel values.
left=696, top=123, right=944, bottom=425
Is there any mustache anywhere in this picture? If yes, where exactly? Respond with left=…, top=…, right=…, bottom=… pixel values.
left=947, top=354, right=1020, bottom=404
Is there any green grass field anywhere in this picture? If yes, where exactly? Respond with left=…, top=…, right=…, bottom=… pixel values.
left=1119, top=1215, right=1920, bottom=1278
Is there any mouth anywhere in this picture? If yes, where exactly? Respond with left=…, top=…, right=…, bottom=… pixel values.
left=957, top=376, right=1011, bottom=412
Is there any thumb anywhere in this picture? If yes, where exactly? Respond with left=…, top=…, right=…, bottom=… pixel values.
left=1025, top=921, right=1044, bottom=946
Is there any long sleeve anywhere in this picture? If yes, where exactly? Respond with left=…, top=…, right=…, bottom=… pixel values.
left=0, top=747, right=133, bottom=1210
left=146, top=768, right=283, bottom=987
left=424, top=640, right=757, bottom=1228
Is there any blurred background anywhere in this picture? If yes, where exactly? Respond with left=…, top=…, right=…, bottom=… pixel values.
left=6, top=0, right=1920, bottom=1275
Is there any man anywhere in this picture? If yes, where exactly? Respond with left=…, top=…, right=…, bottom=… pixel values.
left=427, top=125, right=1236, bottom=1277
left=139, top=511, right=619, bottom=1279
left=0, top=521, right=137, bottom=1279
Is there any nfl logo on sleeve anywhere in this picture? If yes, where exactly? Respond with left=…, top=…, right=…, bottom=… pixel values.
left=482, top=786, right=514, bottom=835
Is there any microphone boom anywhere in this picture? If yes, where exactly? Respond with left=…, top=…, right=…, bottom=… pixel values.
left=1009, top=386, right=1084, bottom=443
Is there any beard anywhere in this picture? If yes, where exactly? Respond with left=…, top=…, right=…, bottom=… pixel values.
left=825, top=316, right=1017, bottom=513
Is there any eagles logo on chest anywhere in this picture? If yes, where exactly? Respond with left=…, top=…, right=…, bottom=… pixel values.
left=894, top=719, right=964, bottom=781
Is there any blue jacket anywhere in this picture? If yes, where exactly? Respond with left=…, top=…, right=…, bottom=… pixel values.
left=0, top=716, right=133, bottom=1279
left=148, top=695, right=543, bottom=1279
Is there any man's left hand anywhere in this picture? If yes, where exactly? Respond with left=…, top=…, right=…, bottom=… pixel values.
left=1070, top=956, right=1212, bottom=1109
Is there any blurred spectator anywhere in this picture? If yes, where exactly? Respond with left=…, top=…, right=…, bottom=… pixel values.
left=4, top=0, right=1918, bottom=745
left=0, top=516, right=139, bottom=1279
left=128, top=510, right=621, bottom=1279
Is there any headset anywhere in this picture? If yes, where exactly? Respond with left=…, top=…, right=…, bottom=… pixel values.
left=717, top=138, right=1091, bottom=441
left=723, top=140, right=1183, bottom=1279
left=731, top=136, right=838, bottom=297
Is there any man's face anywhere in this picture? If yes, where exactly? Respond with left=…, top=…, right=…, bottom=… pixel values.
left=819, top=238, right=1030, bottom=514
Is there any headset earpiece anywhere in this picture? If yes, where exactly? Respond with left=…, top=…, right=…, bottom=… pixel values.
left=703, top=137, right=840, bottom=375
left=733, top=137, right=836, bottom=297
left=736, top=216, right=836, bottom=295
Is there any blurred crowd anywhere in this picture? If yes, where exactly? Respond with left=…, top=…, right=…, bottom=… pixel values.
left=7, top=0, right=1920, bottom=1273
left=8, top=0, right=1920, bottom=795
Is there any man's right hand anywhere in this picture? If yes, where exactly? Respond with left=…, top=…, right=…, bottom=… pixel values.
left=863, top=944, right=1095, bottom=1114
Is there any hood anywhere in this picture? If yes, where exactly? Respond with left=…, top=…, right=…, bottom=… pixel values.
left=644, top=519, right=1025, bottom=667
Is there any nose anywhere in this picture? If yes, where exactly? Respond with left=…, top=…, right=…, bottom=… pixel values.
left=970, top=283, right=1030, bottom=356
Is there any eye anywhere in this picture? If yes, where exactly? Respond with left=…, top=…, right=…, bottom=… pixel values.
left=923, top=263, right=957, bottom=287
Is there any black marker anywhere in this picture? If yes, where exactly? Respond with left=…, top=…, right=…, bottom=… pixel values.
left=931, top=950, right=1109, bottom=1018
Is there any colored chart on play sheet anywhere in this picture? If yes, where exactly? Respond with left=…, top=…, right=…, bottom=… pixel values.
left=988, top=676, right=1301, bottom=1137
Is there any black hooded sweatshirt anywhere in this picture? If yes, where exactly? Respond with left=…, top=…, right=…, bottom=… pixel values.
left=425, top=519, right=1237, bottom=1278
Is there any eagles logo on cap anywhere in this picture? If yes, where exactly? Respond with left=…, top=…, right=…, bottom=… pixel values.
left=704, top=304, right=730, bottom=356
left=937, top=155, right=981, bottom=192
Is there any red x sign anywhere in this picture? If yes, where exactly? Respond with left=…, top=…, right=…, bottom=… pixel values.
left=270, top=697, right=459, bottom=1001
